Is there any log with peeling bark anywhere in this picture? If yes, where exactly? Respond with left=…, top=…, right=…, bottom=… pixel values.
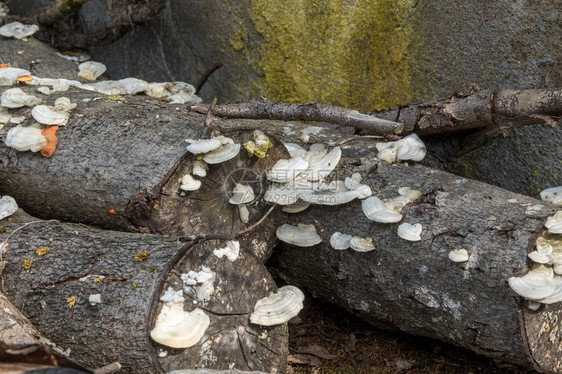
left=191, top=90, right=561, bottom=136
left=0, top=210, right=288, bottom=373
left=0, top=293, right=93, bottom=373
left=0, top=86, right=289, bottom=261
left=264, top=140, right=562, bottom=373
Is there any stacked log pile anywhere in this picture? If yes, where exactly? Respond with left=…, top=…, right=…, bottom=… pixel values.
left=0, top=21, right=561, bottom=374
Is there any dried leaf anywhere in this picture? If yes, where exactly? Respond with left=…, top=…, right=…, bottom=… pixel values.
left=297, top=345, right=337, bottom=360
left=288, top=354, right=322, bottom=367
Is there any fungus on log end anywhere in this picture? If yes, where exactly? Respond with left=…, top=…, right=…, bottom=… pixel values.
left=0, top=88, right=289, bottom=261
left=154, top=239, right=288, bottom=373
left=0, top=210, right=288, bottom=373
left=268, top=142, right=562, bottom=372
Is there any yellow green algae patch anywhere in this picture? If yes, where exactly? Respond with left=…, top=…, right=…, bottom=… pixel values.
left=245, top=0, right=416, bottom=111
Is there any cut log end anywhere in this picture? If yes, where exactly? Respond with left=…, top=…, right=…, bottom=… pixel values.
left=152, top=239, right=288, bottom=372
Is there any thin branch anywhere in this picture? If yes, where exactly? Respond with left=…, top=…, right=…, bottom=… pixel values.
left=195, top=61, right=223, bottom=94
left=236, top=205, right=276, bottom=237
left=191, top=101, right=404, bottom=135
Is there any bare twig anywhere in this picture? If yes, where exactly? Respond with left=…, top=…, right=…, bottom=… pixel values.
left=236, top=205, right=276, bottom=237
left=195, top=61, right=223, bottom=94
left=191, top=101, right=404, bottom=135
left=338, top=135, right=384, bottom=146
left=191, top=89, right=561, bottom=137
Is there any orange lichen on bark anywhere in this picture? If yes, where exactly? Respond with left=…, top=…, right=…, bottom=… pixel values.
left=40, top=125, right=59, bottom=158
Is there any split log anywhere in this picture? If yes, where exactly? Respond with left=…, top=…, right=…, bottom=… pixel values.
left=0, top=293, right=92, bottom=373
left=0, top=209, right=288, bottom=373
left=0, top=86, right=289, bottom=261
left=266, top=141, right=562, bottom=373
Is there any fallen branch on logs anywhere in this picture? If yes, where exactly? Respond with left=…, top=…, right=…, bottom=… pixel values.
left=0, top=209, right=288, bottom=372
left=191, top=89, right=561, bottom=136
left=191, top=101, right=404, bottom=135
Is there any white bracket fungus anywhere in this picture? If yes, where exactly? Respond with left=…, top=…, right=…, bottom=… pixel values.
left=202, top=143, right=241, bottom=164
left=266, top=156, right=309, bottom=183
left=545, top=211, right=562, bottom=234
left=0, top=22, right=39, bottom=39
left=81, top=77, right=149, bottom=95
left=362, top=196, right=403, bottom=223
left=283, top=142, right=307, bottom=158
left=541, top=186, right=562, bottom=205
left=376, top=134, right=426, bottom=164
left=77, top=61, right=107, bottom=81
left=349, top=236, right=376, bottom=252
left=192, top=160, right=208, bottom=177
left=508, top=265, right=562, bottom=303
left=5, top=125, right=47, bottom=152
left=31, top=105, right=69, bottom=126
left=276, top=223, right=322, bottom=247
left=238, top=205, right=250, bottom=224
left=53, top=97, right=77, bottom=113
left=179, top=174, right=201, bottom=192
left=88, top=294, right=102, bottom=306
left=362, top=188, right=421, bottom=223
left=150, top=304, right=210, bottom=348
left=302, top=146, right=341, bottom=181
left=0, top=67, right=31, bottom=86
left=1, top=88, right=41, bottom=108
left=282, top=202, right=311, bottom=213
left=330, top=232, right=353, bottom=250
left=160, top=287, right=185, bottom=304
left=181, top=266, right=216, bottom=303
left=228, top=184, right=255, bottom=205
left=213, top=241, right=240, bottom=261
left=250, top=285, right=304, bottom=326
left=185, top=138, right=222, bottom=154
left=0, top=195, right=18, bottom=220
left=448, top=249, right=470, bottom=263
left=397, top=223, right=423, bottom=241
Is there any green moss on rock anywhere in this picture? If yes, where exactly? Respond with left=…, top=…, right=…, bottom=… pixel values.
left=243, top=0, right=416, bottom=111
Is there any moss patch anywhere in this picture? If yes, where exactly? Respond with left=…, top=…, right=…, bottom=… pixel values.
left=244, top=0, right=416, bottom=111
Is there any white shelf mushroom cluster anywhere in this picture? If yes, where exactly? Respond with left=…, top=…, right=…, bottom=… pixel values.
left=376, top=134, right=426, bottom=164
left=540, top=186, right=562, bottom=206
left=0, top=22, right=38, bottom=39
left=0, top=195, right=18, bottom=220
left=329, top=232, right=375, bottom=252
left=276, top=223, right=322, bottom=247
left=77, top=61, right=107, bottom=81
left=265, top=144, right=372, bottom=210
left=508, top=211, right=562, bottom=309
left=250, top=285, right=305, bottom=326
left=362, top=187, right=421, bottom=223
left=181, top=266, right=216, bottom=303
left=3, top=96, right=76, bottom=152
left=180, top=136, right=241, bottom=196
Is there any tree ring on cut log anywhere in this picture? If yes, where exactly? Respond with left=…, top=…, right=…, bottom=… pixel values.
left=151, top=239, right=288, bottom=373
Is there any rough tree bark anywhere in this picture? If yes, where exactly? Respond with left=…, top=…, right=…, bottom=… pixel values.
left=0, top=87, right=289, bottom=261
left=264, top=140, right=561, bottom=373
left=0, top=210, right=288, bottom=373
left=0, top=292, right=93, bottom=373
